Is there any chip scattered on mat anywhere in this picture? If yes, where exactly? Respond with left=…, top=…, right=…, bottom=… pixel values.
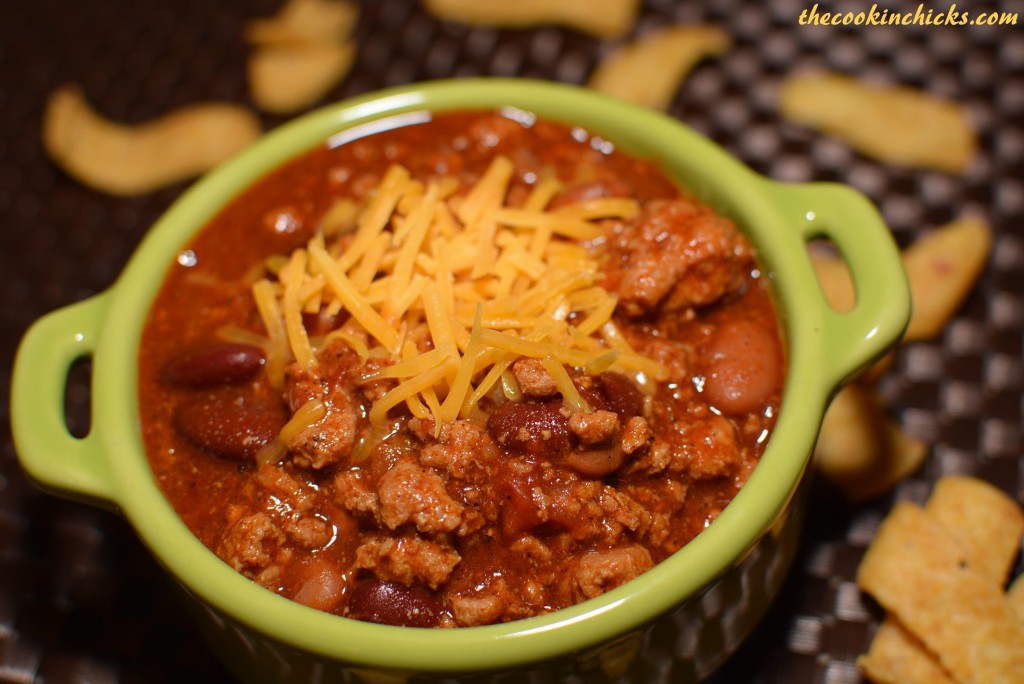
left=421, top=0, right=640, bottom=39
left=811, top=215, right=992, bottom=501
left=42, top=84, right=262, bottom=196
left=779, top=71, right=977, bottom=172
left=857, top=476, right=1024, bottom=683
left=587, top=25, right=730, bottom=110
left=900, top=215, right=992, bottom=342
left=246, top=0, right=359, bottom=115
left=245, top=0, right=358, bottom=45
left=813, top=383, right=926, bottom=503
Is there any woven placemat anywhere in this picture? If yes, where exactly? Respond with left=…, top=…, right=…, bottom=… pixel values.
left=1, top=0, right=1021, bottom=682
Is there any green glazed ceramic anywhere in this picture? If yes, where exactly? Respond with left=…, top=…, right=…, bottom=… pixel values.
left=11, top=78, right=910, bottom=682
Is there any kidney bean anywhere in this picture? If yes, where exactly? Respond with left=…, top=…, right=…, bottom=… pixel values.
left=291, top=557, right=347, bottom=613
left=564, top=445, right=627, bottom=478
left=487, top=400, right=570, bottom=458
left=498, top=472, right=545, bottom=538
left=700, top=319, right=782, bottom=416
left=542, top=480, right=584, bottom=531
left=594, top=372, right=644, bottom=419
left=346, top=579, right=442, bottom=627
left=365, top=437, right=412, bottom=483
left=161, top=343, right=265, bottom=388
left=173, top=396, right=285, bottom=461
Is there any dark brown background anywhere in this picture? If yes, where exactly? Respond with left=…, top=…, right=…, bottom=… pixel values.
left=1, top=0, right=1021, bottom=682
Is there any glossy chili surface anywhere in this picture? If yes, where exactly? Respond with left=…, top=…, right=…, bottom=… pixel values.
left=138, top=111, right=784, bottom=627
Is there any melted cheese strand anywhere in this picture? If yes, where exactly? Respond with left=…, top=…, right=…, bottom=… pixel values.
left=370, top=344, right=453, bottom=380
left=309, top=243, right=399, bottom=351
left=368, top=359, right=458, bottom=425
left=541, top=355, right=591, bottom=413
left=336, top=164, right=410, bottom=271
left=479, top=328, right=605, bottom=367
left=392, top=184, right=439, bottom=295
left=441, top=305, right=484, bottom=423
left=280, top=249, right=316, bottom=368
left=252, top=278, right=290, bottom=387
left=522, top=175, right=563, bottom=212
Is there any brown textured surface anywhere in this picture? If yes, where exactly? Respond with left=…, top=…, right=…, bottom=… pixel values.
left=1, top=0, right=1021, bottom=682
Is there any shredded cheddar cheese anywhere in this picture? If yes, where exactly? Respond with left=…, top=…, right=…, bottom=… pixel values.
left=252, top=155, right=669, bottom=427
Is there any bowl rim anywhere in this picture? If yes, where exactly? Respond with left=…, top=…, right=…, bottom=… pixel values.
left=83, top=77, right=873, bottom=672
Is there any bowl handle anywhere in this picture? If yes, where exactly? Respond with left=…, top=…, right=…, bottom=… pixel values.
left=11, top=293, right=118, bottom=510
left=764, top=180, right=911, bottom=389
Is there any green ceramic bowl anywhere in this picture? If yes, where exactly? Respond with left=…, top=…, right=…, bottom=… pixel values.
left=11, top=79, right=909, bottom=683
